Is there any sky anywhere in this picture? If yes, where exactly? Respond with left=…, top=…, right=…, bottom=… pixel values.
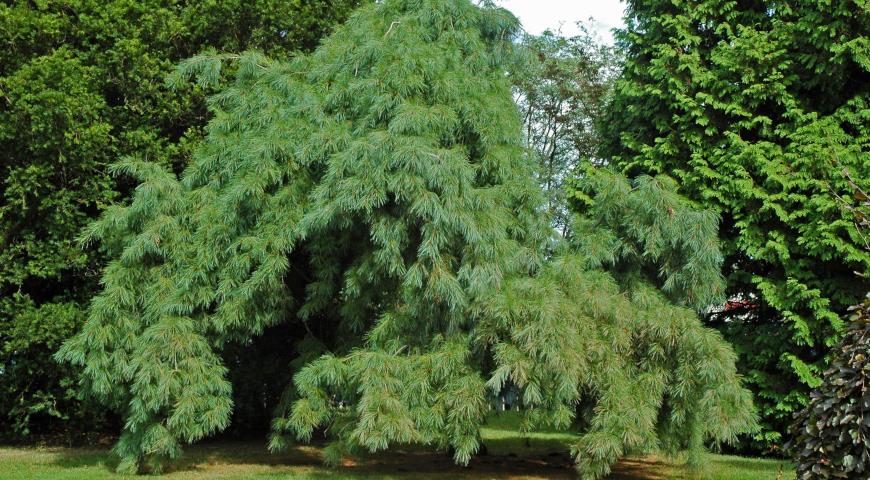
left=497, top=0, right=626, bottom=44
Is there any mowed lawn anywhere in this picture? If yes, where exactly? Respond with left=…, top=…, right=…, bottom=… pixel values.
left=0, top=413, right=792, bottom=480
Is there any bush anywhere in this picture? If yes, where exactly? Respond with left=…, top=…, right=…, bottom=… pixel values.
left=0, top=296, right=111, bottom=437
left=788, top=295, right=870, bottom=478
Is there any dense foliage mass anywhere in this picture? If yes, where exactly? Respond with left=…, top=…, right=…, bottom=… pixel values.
left=600, top=0, right=870, bottom=448
left=57, top=1, right=755, bottom=477
left=0, top=0, right=362, bottom=438
left=788, top=184, right=869, bottom=479
left=788, top=295, right=870, bottom=479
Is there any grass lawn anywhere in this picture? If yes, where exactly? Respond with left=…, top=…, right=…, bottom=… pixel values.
left=0, top=413, right=793, bottom=480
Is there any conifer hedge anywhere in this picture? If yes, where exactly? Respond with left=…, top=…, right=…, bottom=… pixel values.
left=600, top=0, right=870, bottom=448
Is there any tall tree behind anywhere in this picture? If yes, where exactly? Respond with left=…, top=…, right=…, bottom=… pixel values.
left=0, top=0, right=364, bottom=438
left=787, top=177, right=870, bottom=480
left=513, top=27, right=619, bottom=234
left=599, top=0, right=870, bottom=449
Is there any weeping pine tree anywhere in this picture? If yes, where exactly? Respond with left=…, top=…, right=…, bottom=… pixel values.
left=58, top=0, right=756, bottom=477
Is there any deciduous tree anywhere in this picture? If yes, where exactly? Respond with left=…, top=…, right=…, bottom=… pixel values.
left=513, top=27, right=619, bottom=234
left=0, top=0, right=362, bottom=438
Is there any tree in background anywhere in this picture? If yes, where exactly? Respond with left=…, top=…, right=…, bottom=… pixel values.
left=599, top=0, right=870, bottom=450
left=512, top=27, right=619, bottom=234
left=788, top=179, right=869, bottom=479
left=0, top=0, right=363, bottom=438
left=58, top=1, right=755, bottom=477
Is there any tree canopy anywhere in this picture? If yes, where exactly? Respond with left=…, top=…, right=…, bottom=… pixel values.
left=57, top=0, right=755, bottom=478
left=600, top=0, right=870, bottom=448
left=0, top=0, right=363, bottom=438
left=512, top=27, right=619, bottom=235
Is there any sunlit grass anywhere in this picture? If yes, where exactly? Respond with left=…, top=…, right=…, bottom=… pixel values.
left=641, top=453, right=793, bottom=480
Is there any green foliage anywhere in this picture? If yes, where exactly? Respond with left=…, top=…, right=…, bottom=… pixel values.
left=569, top=169, right=725, bottom=312
left=552, top=171, right=754, bottom=477
left=0, top=0, right=363, bottom=438
left=787, top=295, right=870, bottom=479
left=512, top=28, right=619, bottom=234
left=481, top=254, right=756, bottom=479
left=58, top=0, right=755, bottom=477
left=0, top=295, right=109, bottom=437
left=0, top=43, right=116, bottom=438
left=599, top=0, right=870, bottom=449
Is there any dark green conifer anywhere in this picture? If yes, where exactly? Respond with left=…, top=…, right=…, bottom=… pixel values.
left=599, top=0, right=870, bottom=446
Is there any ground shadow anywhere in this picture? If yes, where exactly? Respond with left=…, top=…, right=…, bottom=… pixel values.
left=50, top=446, right=120, bottom=471
left=44, top=439, right=671, bottom=479
left=181, top=440, right=579, bottom=478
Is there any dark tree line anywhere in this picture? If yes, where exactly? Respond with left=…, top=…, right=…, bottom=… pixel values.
left=0, top=0, right=365, bottom=439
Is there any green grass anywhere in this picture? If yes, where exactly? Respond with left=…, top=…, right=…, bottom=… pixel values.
left=0, top=413, right=793, bottom=480
left=620, top=453, right=793, bottom=480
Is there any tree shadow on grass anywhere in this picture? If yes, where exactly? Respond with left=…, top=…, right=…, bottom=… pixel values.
left=50, top=440, right=324, bottom=474
left=45, top=440, right=675, bottom=479
left=186, top=440, right=579, bottom=479
left=609, top=457, right=672, bottom=480
left=50, top=447, right=119, bottom=470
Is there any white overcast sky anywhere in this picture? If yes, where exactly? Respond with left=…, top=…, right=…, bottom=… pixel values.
left=497, top=0, right=626, bottom=43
